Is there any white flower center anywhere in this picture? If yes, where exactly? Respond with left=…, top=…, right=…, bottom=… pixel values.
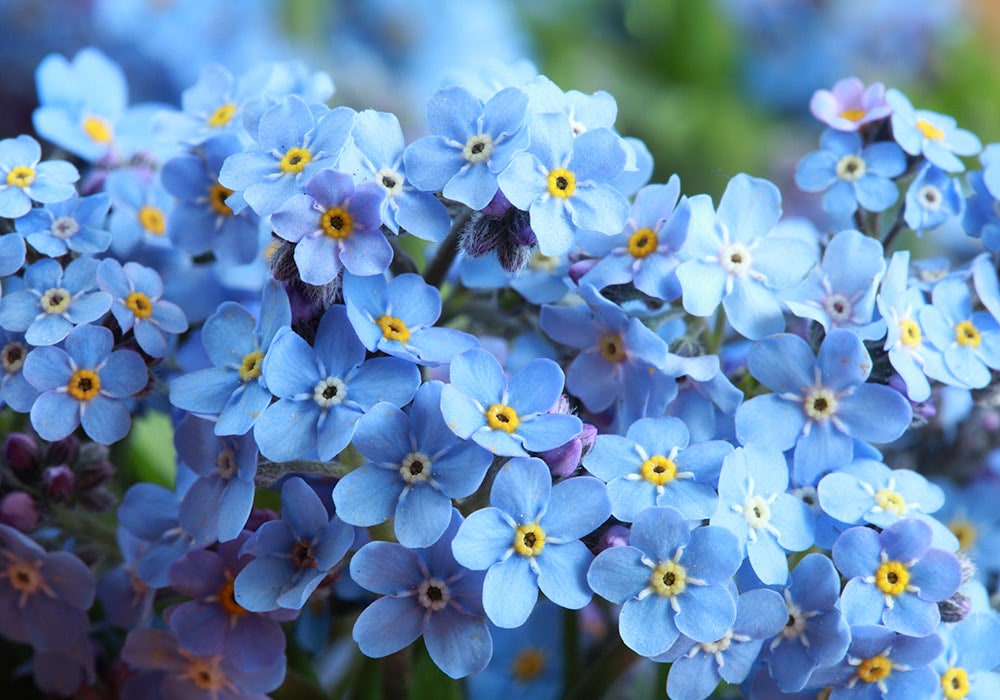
left=462, top=134, right=494, bottom=164
left=399, top=452, right=431, bottom=484
left=417, top=577, right=450, bottom=611
left=313, top=377, right=347, bottom=408
left=50, top=216, right=80, bottom=239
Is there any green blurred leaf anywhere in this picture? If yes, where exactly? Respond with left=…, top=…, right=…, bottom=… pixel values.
left=125, top=411, right=176, bottom=488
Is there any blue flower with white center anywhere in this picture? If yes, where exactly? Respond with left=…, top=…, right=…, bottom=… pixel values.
left=169, top=280, right=291, bottom=436
left=105, top=168, right=176, bottom=255
left=709, top=445, right=813, bottom=585
left=22, top=323, right=147, bottom=444
left=351, top=509, right=492, bottom=679
left=0, top=257, right=112, bottom=346
left=833, top=518, right=962, bottom=637
left=931, top=613, right=1000, bottom=700
left=161, top=135, right=262, bottom=266
left=253, top=304, right=420, bottom=463
left=219, top=95, right=355, bottom=217
left=96, top=259, right=188, bottom=358
left=920, top=277, right=1000, bottom=390
left=14, top=193, right=112, bottom=257
left=795, top=128, right=906, bottom=219
left=0, top=135, right=78, bottom=219
left=440, top=348, right=582, bottom=457
left=497, top=113, right=629, bottom=257
left=735, top=329, right=913, bottom=485
left=271, top=169, right=388, bottom=284
left=579, top=177, right=691, bottom=302
left=676, top=173, right=816, bottom=340
left=587, top=506, right=740, bottom=657
left=342, top=273, right=477, bottom=366
left=404, top=85, right=529, bottom=210
left=235, top=477, right=355, bottom=612
left=904, top=163, right=964, bottom=232
left=173, top=415, right=257, bottom=544
left=582, top=416, right=730, bottom=522
left=451, top=457, right=609, bottom=628
left=340, top=109, right=451, bottom=242
left=887, top=88, right=981, bottom=173
left=333, top=381, right=493, bottom=548
left=764, top=553, right=851, bottom=693
left=658, top=588, right=787, bottom=700
left=783, top=229, right=886, bottom=340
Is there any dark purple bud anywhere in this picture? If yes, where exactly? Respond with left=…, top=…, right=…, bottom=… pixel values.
left=598, top=524, right=630, bottom=551
left=538, top=438, right=583, bottom=479
left=46, top=435, right=80, bottom=467
left=43, top=465, right=75, bottom=501
left=568, top=258, right=599, bottom=284
left=246, top=507, right=279, bottom=532
left=0, top=492, right=38, bottom=533
left=938, top=591, right=972, bottom=623
left=481, top=189, right=512, bottom=217
left=4, top=433, right=39, bottom=473
left=76, top=460, right=115, bottom=490
left=982, top=411, right=1000, bottom=432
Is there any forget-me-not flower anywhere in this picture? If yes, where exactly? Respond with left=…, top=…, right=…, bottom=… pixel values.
left=0, top=135, right=78, bottom=219
left=14, top=193, right=112, bottom=257
left=920, top=276, right=1000, bottom=390
left=904, top=163, right=964, bottom=232
left=887, top=88, right=981, bottom=172
left=97, top=258, right=188, bottom=358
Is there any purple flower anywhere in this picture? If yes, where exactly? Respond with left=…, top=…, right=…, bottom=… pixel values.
left=809, top=77, right=892, bottom=132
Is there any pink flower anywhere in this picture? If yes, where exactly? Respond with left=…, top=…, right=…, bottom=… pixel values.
left=809, top=77, right=892, bottom=131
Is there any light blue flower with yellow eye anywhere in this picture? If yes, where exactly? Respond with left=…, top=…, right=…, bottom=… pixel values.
left=0, top=135, right=79, bottom=219
left=888, top=88, right=981, bottom=173
left=920, top=277, right=1000, bottom=390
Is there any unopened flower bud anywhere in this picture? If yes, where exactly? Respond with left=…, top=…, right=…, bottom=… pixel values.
left=76, top=459, right=115, bottom=490
left=46, top=435, right=80, bottom=467
left=938, top=590, right=972, bottom=623
left=0, top=492, right=38, bottom=532
left=4, top=433, right=39, bottom=473
left=598, top=524, right=630, bottom=551
left=43, top=465, right=75, bottom=501
left=246, top=507, right=279, bottom=532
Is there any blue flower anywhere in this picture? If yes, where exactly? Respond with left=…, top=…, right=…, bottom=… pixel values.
left=0, top=330, right=38, bottom=412
left=234, top=476, right=355, bottom=612
left=710, top=445, right=814, bottom=585
left=351, top=510, right=492, bottom=678
left=333, top=381, right=493, bottom=548
left=582, top=416, right=730, bottom=522
left=404, top=85, right=529, bottom=210
left=735, top=329, right=913, bottom=484
left=14, top=193, right=112, bottom=257
left=904, top=163, right=964, bottom=232
left=451, top=456, right=610, bottom=628
left=97, top=258, right=188, bottom=358
left=887, top=88, right=981, bottom=172
left=0, top=135, right=78, bottom=219
left=104, top=168, right=176, bottom=255
left=676, top=173, right=815, bottom=340
left=218, top=95, right=355, bottom=216
left=270, top=169, right=388, bottom=284
left=963, top=168, right=1000, bottom=251
left=253, top=304, right=420, bottom=463
left=497, top=113, right=629, bottom=256
left=931, top=613, right=1000, bottom=700
left=169, top=281, right=290, bottom=436
left=587, top=506, right=740, bottom=657
left=920, top=277, right=1000, bottom=390
left=833, top=518, right=962, bottom=637
left=795, top=128, right=905, bottom=219
left=22, top=324, right=147, bottom=444
left=440, top=348, right=582, bottom=457
left=155, top=63, right=262, bottom=145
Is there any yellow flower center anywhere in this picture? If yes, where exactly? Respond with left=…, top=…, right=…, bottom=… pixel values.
left=67, top=369, right=101, bottom=401
left=599, top=333, right=627, bottom=363
left=6, top=166, right=35, bottom=188
left=209, top=182, right=234, bottom=217
left=949, top=519, right=977, bottom=551
left=628, top=227, right=658, bottom=258
left=899, top=319, right=921, bottom=348
left=856, top=655, right=893, bottom=684
left=955, top=321, right=981, bottom=347
left=485, top=404, right=520, bottom=433
left=82, top=115, right=114, bottom=144
left=178, top=652, right=231, bottom=693
left=839, top=108, right=867, bottom=122
left=217, top=577, right=248, bottom=619
left=208, top=103, right=237, bottom=128
left=138, top=205, right=166, bottom=235
left=320, top=206, right=352, bottom=239
left=3, top=556, right=52, bottom=604
left=40, top=287, right=72, bottom=315
left=376, top=315, right=410, bottom=343
left=126, top=291, right=154, bottom=319
left=641, top=455, right=677, bottom=486
left=941, top=667, right=970, bottom=699
left=874, top=560, right=910, bottom=596
left=239, top=350, right=264, bottom=382
left=279, top=147, right=312, bottom=174
left=650, top=560, right=687, bottom=597
left=547, top=168, right=576, bottom=199
left=513, top=523, right=546, bottom=557
left=874, top=488, right=907, bottom=516
left=916, top=119, right=944, bottom=141
left=511, top=647, right=546, bottom=682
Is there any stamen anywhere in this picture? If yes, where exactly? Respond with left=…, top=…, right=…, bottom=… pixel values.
left=628, top=227, right=658, bottom=258
left=126, top=291, right=154, bottom=319
left=547, top=168, right=576, bottom=199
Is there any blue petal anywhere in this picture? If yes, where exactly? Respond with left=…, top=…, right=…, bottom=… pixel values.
left=352, top=596, right=425, bottom=657
left=536, top=540, right=594, bottom=610
left=483, top=556, right=537, bottom=628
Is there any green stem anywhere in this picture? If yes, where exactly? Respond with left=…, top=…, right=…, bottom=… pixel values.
left=707, top=309, right=727, bottom=356
left=563, top=635, right=640, bottom=700
left=423, top=209, right=472, bottom=289
left=49, top=506, right=119, bottom=554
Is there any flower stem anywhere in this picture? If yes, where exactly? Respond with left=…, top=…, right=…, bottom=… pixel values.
left=423, top=208, right=472, bottom=289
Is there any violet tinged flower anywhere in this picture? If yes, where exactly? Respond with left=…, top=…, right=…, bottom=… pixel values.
left=735, top=329, right=913, bottom=485
left=0, top=135, right=78, bottom=219
left=96, top=528, right=155, bottom=629
left=235, top=476, right=355, bottom=612
left=343, top=272, right=478, bottom=367
left=97, top=258, right=188, bottom=358
left=351, top=509, right=492, bottom=678
left=404, top=85, right=529, bottom=210
left=440, top=348, right=582, bottom=458
left=887, top=88, right=981, bottom=173
left=833, top=518, right=962, bottom=637
left=23, top=323, right=147, bottom=444
left=14, top=193, right=112, bottom=257
left=31, top=631, right=96, bottom=696
left=582, top=416, right=730, bottom=523
left=451, top=457, right=611, bottom=628
left=587, top=506, right=741, bottom=658
left=0, top=523, right=95, bottom=652
left=0, top=257, right=112, bottom=347
left=333, top=381, right=493, bottom=548
left=904, top=163, right=964, bottom=233
left=169, top=280, right=291, bottom=436
left=270, top=168, right=388, bottom=285
left=809, top=77, right=892, bottom=132
left=254, top=304, right=420, bottom=463
left=676, top=173, right=815, bottom=340
left=920, top=277, right=1000, bottom=390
